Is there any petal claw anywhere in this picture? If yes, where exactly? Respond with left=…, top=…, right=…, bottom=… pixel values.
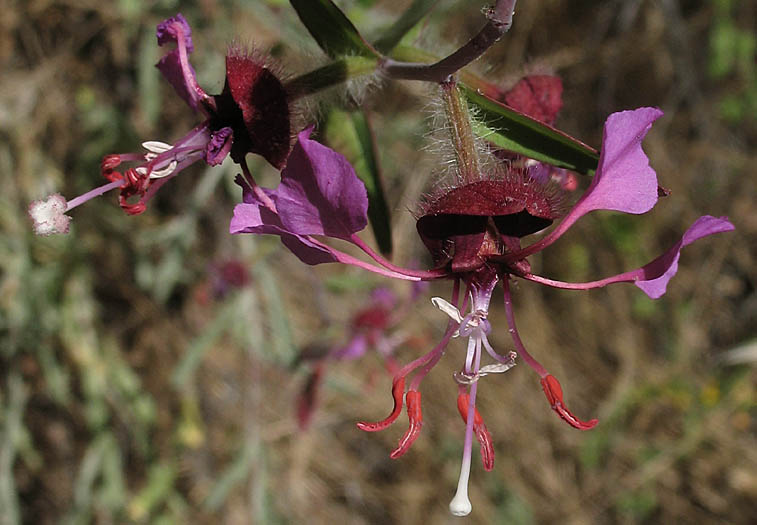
left=356, top=377, right=405, bottom=432
left=389, top=390, right=423, bottom=459
left=540, top=375, right=598, bottom=430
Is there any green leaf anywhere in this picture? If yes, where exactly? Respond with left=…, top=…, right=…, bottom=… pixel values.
left=324, top=108, right=393, bottom=255
left=463, top=86, right=600, bottom=174
left=289, top=0, right=379, bottom=58
left=374, top=0, right=439, bottom=54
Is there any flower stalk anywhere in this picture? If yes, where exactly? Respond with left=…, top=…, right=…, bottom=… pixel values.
left=441, top=80, right=480, bottom=182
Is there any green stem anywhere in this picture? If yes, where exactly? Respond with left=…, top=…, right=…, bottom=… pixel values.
left=391, top=45, right=504, bottom=100
left=284, top=56, right=379, bottom=99
left=441, top=81, right=479, bottom=182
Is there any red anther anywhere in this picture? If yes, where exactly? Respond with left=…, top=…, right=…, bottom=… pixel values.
left=119, top=198, right=147, bottom=216
left=540, top=375, right=598, bottom=430
left=115, top=168, right=152, bottom=215
left=457, top=393, right=495, bottom=471
left=101, top=154, right=122, bottom=176
left=389, top=390, right=423, bottom=459
left=356, top=376, right=406, bottom=432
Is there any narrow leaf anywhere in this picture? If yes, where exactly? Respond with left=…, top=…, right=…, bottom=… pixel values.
left=324, top=108, right=393, bottom=255
left=290, top=0, right=379, bottom=58
left=374, top=0, right=439, bottom=54
left=463, top=86, right=599, bottom=174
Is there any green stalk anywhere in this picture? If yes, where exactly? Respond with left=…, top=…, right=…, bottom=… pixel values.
left=441, top=81, right=479, bottom=181
left=285, top=56, right=379, bottom=99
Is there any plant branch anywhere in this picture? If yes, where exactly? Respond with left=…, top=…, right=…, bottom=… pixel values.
left=380, top=0, right=517, bottom=82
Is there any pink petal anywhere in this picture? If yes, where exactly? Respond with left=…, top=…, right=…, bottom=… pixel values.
left=155, top=14, right=207, bottom=112
left=521, top=215, right=735, bottom=299
left=511, top=108, right=664, bottom=260
left=276, top=129, right=368, bottom=240
left=634, top=215, right=735, bottom=298
left=229, top=202, right=338, bottom=265
left=563, top=107, right=664, bottom=224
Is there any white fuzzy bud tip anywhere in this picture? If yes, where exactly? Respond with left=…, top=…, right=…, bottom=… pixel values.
left=29, top=193, right=71, bottom=235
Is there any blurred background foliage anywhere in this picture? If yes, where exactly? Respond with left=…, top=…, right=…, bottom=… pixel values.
left=1, top=0, right=755, bottom=523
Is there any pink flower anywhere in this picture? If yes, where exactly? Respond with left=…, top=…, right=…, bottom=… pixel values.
left=31, top=14, right=291, bottom=231
left=232, top=107, right=733, bottom=516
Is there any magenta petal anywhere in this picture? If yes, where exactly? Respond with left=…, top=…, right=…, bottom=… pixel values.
left=573, top=107, right=663, bottom=215
left=156, top=14, right=194, bottom=51
left=275, top=130, right=368, bottom=240
left=511, top=108, right=664, bottom=260
left=279, top=235, right=339, bottom=265
left=205, top=127, right=233, bottom=166
left=635, top=215, right=735, bottom=298
left=230, top=202, right=338, bottom=265
left=156, top=52, right=195, bottom=109
left=157, top=51, right=205, bottom=112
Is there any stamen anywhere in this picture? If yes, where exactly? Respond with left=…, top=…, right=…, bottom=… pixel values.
left=540, top=375, right=598, bottom=430
left=457, top=392, right=495, bottom=471
left=136, top=161, right=179, bottom=179
left=431, top=296, right=463, bottom=323
left=389, top=390, right=423, bottom=459
left=142, top=141, right=173, bottom=154
left=454, top=361, right=518, bottom=384
left=356, top=376, right=405, bottom=432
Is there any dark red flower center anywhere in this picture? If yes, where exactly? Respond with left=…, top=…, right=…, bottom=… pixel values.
left=213, top=53, right=291, bottom=168
left=416, top=175, right=564, bottom=273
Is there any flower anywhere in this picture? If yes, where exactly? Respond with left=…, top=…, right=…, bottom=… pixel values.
left=231, top=106, right=733, bottom=516
left=30, top=13, right=291, bottom=232
left=294, top=287, right=422, bottom=430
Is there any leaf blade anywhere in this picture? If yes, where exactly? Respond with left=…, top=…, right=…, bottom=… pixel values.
left=463, top=86, right=600, bottom=174
left=374, top=0, right=439, bottom=54
left=289, top=0, right=379, bottom=58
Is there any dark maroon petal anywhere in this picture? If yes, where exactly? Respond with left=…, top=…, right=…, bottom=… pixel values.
left=416, top=215, right=487, bottom=268
left=217, top=53, right=291, bottom=168
left=275, top=129, right=368, bottom=239
left=504, top=75, right=563, bottom=125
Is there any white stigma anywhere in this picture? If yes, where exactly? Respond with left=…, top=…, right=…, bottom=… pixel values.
left=449, top=453, right=473, bottom=516
left=29, top=193, right=71, bottom=235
